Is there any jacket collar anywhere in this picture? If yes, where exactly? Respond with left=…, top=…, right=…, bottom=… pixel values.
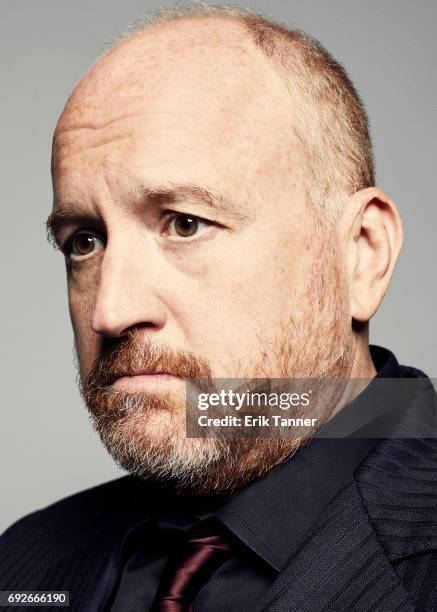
left=255, top=479, right=416, bottom=612
left=355, top=373, right=437, bottom=562
left=255, top=372, right=437, bottom=611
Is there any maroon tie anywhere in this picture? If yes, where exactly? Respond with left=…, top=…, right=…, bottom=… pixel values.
left=152, top=523, right=232, bottom=612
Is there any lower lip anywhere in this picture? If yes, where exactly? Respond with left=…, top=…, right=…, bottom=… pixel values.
left=112, top=373, right=182, bottom=392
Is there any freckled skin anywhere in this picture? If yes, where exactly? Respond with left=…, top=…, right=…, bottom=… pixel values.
left=51, top=18, right=374, bottom=386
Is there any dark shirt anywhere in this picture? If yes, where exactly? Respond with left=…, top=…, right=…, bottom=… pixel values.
left=108, top=346, right=410, bottom=612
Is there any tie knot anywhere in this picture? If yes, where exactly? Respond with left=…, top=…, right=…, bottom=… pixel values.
left=152, top=521, right=232, bottom=612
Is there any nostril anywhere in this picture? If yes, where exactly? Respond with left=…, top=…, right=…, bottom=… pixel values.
left=92, top=303, right=167, bottom=338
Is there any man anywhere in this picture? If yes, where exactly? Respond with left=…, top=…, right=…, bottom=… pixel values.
left=1, top=5, right=436, bottom=611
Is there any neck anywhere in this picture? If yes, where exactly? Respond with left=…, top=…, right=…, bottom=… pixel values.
left=330, top=333, right=377, bottom=420
left=350, top=339, right=377, bottom=379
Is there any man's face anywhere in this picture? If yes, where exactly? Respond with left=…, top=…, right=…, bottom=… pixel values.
left=50, top=20, right=353, bottom=493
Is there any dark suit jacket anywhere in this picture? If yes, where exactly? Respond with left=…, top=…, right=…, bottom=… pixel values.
left=1, top=367, right=437, bottom=611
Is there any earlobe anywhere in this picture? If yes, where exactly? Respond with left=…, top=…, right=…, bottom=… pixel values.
left=348, top=187, right=403, bottom=323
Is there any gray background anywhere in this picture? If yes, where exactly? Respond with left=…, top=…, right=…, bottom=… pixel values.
left=0, top=0, right=435, bottom=533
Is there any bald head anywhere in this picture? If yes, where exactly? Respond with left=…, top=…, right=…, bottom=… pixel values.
left=55, top=16, right=292, bottom=152
left=54, top=6, right=374, bottom=225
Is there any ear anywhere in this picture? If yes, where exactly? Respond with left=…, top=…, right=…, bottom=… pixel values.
left=342, top=187, right=403, bottom=324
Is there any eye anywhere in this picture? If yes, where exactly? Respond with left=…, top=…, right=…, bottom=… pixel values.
left=64, top=231, right=105, bottom=260
left=164, top=214, right=212, bottom=239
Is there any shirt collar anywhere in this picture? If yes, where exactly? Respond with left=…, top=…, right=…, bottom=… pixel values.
left=215, top=345, right=410, bottom=571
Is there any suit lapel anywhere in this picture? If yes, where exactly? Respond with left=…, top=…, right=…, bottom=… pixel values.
left=255, top=480, right=414, bottom=611
left=11, top=479, right=155, bottom=612
left=355, top=376, right=437, bottom=563
left=356, top=437, right=437, bottom=562
left=77, top=513, right=154, bottom=612
left=257, top=378, right=437, bottom=611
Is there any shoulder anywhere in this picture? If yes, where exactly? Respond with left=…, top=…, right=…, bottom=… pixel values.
left=0, top=475, right=146, bottom=587
left=1, top=475, right=136, bottom=541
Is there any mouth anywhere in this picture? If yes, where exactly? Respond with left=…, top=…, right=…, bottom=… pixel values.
left=111, top=372, right=184, bottom=393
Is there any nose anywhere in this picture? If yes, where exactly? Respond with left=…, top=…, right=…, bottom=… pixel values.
left=91, top=241, right=167, bottom=338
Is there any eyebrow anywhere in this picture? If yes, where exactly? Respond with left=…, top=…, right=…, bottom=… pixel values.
left=46, top=183, right=249, bottom=248
left=130, top=184, right=247, bottom=220
left=45, top=209, right=98, bottom=249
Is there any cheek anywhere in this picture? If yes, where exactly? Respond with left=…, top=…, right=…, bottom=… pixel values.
left=211, top=235, right=303, bottom=316
left=67, top=275, right=99, bottom=376
left=180, top=236, right=304, bottom=359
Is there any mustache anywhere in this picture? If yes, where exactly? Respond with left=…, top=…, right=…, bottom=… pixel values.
left=81, top=331, right=214, bottom=391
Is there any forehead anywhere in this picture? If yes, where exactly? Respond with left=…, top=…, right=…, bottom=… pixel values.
left=52, top=18, right=301, bottom=209
left=62, top=21, right=284, bottom=114
left=55, top=18, right=294, bottom=138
